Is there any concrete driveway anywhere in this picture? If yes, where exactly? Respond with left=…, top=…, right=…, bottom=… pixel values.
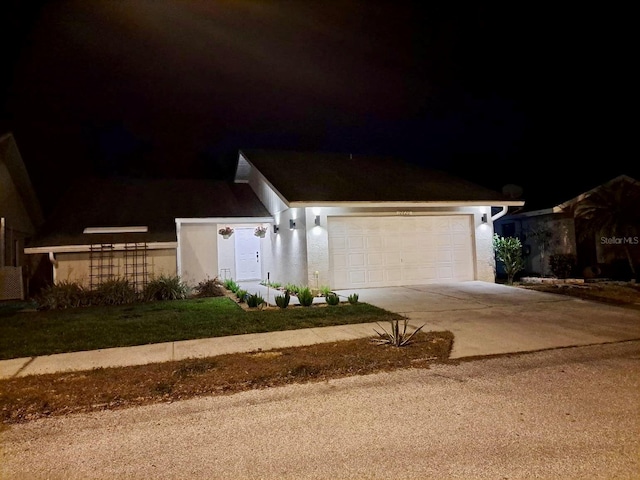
left=336, top=281, right=640, bottom=359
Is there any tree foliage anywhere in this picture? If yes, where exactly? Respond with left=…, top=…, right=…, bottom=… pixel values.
left=572, top=177, right=640, bottom=278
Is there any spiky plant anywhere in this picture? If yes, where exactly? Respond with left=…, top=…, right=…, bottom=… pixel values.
left=372, top=319, right=425, bottom=347
left=246, top=292, right=265, bottom=308
left=347, top=293, right=359, bottom=305
left=275, top=291, right=290, bottom=308
left=325, top=292, right=340, bottom=305
left=297, top=287, right=314, bottom=307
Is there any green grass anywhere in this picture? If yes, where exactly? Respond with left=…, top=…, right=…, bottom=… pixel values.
left=0, top=298, right=402, bottom=360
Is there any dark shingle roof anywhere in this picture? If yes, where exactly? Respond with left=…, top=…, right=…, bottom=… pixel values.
left=239, top=150, right=516, bottom=204
left=28, top=176, right=271, bottom=247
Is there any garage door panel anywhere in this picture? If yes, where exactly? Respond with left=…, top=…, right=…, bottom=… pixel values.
left=349, top=271, right=366, bottom=284
left=387, top=268, right=403, bottom=282
left=367, top=269, right=385, bottom=283
left=385, top=252, right=403, bottom=265
left=349, top=253, right=365, bottom=267
left=329, top=216, right=474, bottom=289
left=329, top=236, right=347, bottom=250
left=367, top=253, right=385, bottom=266
left=366, top=237, right=384, bottom=250
left=348, top=236, right=365, bottom=249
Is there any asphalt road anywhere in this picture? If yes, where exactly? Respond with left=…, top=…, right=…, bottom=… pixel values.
left=2, top=341, right=639, bottom=480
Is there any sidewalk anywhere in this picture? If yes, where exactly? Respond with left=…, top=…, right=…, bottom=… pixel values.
left=3, top=281, right=640, bottom=379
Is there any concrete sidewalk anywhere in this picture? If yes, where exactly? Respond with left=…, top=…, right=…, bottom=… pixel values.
left=2, top=281, right=639, bottom=379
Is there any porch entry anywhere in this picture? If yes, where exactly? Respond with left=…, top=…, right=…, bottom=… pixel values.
left=234, top=227, right=262, bottom=281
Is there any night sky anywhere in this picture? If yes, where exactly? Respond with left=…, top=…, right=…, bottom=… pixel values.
left=2, top=1, right=635, bottom=215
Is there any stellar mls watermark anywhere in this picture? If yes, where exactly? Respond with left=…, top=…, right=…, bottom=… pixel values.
left=600, top=236, right=639, bottom=245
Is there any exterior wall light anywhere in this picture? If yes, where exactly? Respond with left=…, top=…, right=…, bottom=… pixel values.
left=273, top=225, right=279, bottom=233
left=289, top=219, right=296, bottom=230
left=481, top=213, right=488, bottom=223
left=315, top=215, right=321, bottom=226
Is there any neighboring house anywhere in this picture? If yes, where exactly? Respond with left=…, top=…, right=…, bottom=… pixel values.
left=0, top=132, right=44, bottom=299
left=495, top=174, right=640, bottom=279
left=25, top=150, right=523, bottom=291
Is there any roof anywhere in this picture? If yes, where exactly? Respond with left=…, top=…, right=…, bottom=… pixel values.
left=27, top=176, right=271, bottom=248
left=0, top=132, right=44, bottom=229
left=503, top=174, right=640, bottom=218
left=238, top=149, right=522, bottom=205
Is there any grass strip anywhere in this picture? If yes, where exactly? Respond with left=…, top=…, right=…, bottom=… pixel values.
left=0, top=297, right=402, bottom=360
left=0, top=330, right=454, bottom=425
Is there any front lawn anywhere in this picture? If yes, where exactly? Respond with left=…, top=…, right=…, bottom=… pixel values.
left=0, top=297, right=403, bottom=360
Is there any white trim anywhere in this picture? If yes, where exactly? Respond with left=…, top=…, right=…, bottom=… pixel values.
left=288, top=200, right=525, bottom=208
left=83, top=226, right=148, bottom=234
left=175, top=217, right=274, bottom=225
left=25, top=241, right=178, bottom=254
left=236, top=152, right=291, bottom=208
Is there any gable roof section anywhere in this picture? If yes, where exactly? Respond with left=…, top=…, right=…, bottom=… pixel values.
left=27, top=176, right=271, bottom=248
left=554, top=174, right=640, bottom=212
left=503, top=174, right=640, bottom=218
left=237, top=149, right=522, bottom=206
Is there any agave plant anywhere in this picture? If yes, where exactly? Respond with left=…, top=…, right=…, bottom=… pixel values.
left=373, top=319, right=425, bottom=347
left=246, top=292, right=265, bottom=308
left=275, top=291, right=290, bottom=308
left=325, top=292, right=340, bottom=305
left=347, top=293, right=359, bottom=305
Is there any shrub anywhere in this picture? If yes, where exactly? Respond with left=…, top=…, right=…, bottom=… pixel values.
left=492, top=234, right=525, bottom=284
left=373, top=319, right=425, bottom=347
left=194, top=277, right=225, bottom=297
left=284, top=283, right=299, bottom=295
left=35, top=281, right=88, bottom=310
left=236, top=289, right=248, bottom=303
left=348, top=293, right=359, bottom=305
left=275, top=291, right=290, bottom=308
left=319, top=285, right=332, bottom=296
left=93, top=278, right=139, bottom=306
left=297, top=287, right=314, bottom=307
left=549, top=254, right=577, bottom=279
left=246, top=292, right=265, bottom=308
left=325, top=292, right=340, bottom=305
left=223, top=278, right=239, bottom=292
left=143, top=275, right=191, bottom=301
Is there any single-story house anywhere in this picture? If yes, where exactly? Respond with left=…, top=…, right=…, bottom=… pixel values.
left=1, top=132, right=44, bottom=299
left=494, top=174, right=640, bottom=279
left=25, top=150, right=523, bottom=291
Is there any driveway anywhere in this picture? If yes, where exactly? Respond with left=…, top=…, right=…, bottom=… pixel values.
left=336, top=281, right=640, bottom=359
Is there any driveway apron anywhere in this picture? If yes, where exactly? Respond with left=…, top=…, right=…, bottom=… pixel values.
left=335, top=281, right=640, bottom=359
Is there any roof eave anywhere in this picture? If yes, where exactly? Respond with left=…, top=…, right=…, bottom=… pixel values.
left=288, top=200, right=525, bottom=208
left=25, top=241, right=178, bottom=255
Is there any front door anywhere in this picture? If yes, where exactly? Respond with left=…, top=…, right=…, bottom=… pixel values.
left=235, top=227, right=262, bottom=281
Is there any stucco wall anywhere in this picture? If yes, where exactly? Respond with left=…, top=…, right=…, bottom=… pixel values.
left=179, top=223, right=218, bottom=286
left=53, top=248, right=176, bottom=288
left=266, top=209, right=308, bottom=286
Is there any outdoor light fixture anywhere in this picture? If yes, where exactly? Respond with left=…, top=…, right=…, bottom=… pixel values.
left=315, top=215, right=321, bottom=226
left=481, top=213, right=488, bottom=223
left=289, top=219, right=296, bottom=230
left=273, top=225, right=279, bottom=234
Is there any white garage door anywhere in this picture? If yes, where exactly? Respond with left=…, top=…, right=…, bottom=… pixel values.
left=329, top=216, right=474, bottom=289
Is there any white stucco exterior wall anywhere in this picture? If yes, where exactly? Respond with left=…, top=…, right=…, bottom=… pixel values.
left=474, top=207, right=497, bottom=282
left=178, top=223, right=219, bottom=286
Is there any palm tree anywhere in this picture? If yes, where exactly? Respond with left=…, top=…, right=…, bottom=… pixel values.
left=572, top=176, right=640, bottom=279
